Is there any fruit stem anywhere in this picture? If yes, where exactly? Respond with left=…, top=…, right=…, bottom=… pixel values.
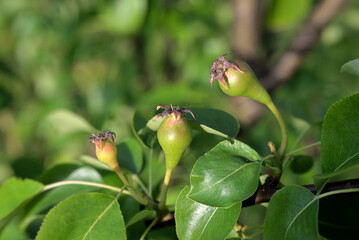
left=158, top=168, right=173, bottom=210
left=113, top=165, right=149, bottom=206
left=267, top=101, right=288, bottom=158
left=140, top=217, right=158, bottom=240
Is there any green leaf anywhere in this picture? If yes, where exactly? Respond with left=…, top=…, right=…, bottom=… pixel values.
left=45, top=109, right=96, bottom=135
left=147, top=107, right=239, bottom=139
left=132, top=111, right=157, bottom=148
left=146, top=115, right=164, bottom=131
left=314, top=94, right=359, bottom=192
left=0, top=178, right=43, bottom=220
left=36, top=192, right=126, bottom=240
left=187, top=107, right=239, bottom=139
left=318, top=192, right=359, bottom=239
left=264, top=185, right=319, bottom=240
left=26, top=165, right=103, bottom=217
left=341, top=58, right=359, bottom=77
left=139, top=150, right=166, bottom=189
left=175, top=186, right=241, bottom=240
left=188, top=140, right=261, bottom=207
left=148, top=226, right=177, bottom=240
left=0, top=220, right=28, bottom=240
left=125, top=209, right=156, bottom=228
left=118, top=195, right=145, bottom=240
left=290, top=155, right=314, bottom=174
left=117, top=138, right=143, bottom=173
left=78, top=155, right=113, bottom=170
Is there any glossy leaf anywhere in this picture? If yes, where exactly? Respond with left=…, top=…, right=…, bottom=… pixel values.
left=117, top=138, right=143, bottom=173
left=188, top=140, right=261, bottom=207
left=264, top=185, right=319, bottom=240
left=341, top=58, right=359, bottom=77
left=36, top=192, right=126, bottom=240
left=45, top=109, right=96, bottom=134
left=175, top=186, right=241, bottom=240
left=314, top=94, right=359, bottom=192
left=0, top=178, right=43, bottom=220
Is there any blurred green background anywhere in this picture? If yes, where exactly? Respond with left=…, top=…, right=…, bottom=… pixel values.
left=0, top=0, right=359, bottom=189
left=1, top=0, right=359, bottom=239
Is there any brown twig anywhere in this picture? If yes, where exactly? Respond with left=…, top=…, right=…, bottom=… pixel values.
left=242, top=178, right=359, bottom=207
left=262, top=0, right=350, bottom=91
left=232, top=0, right=263, bottom=62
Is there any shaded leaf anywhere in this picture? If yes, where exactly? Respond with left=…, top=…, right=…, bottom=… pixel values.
left=188, top=140, right=261, bottom=207
left=319, top=192, right=359, bottom=239
left=117, top=138, right=143, bottom=173
left=147, top=107, right=239, bottom=139
left=139, top=150, right=166, bottom=190
left=314, top=94, right=359, bottom=192
left=36, top=193, right=126, bottom=240
left=341, top=58, right=359, bottom=77
left=148, top=226, right=177, bottom=240
left=187, top=107, right=239, bottom=139
left=118, top=195, right=145, bottom=240
left=126, top=209, right=156, bottom=228
left=0, top=178, right=43, bottom=220
left=132, top=111, right=157, bottom=148
left=290, top=155, right=314, bottom=174
left=175, top=186, right=241, bottom=240
left=264, top=185, right=319, bottom=240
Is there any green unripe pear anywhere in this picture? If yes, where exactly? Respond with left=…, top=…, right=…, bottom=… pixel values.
left=210, top=54, right=271, bottom=105
left=95, top=140, right=118, bottom=169
left=90, top=131, right=119, bottom=170
left=157, top=114, right=192, bottom=170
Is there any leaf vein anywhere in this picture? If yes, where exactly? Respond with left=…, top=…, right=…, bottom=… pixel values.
left=192, top=162, right=257, bottom=197
left=81, top=191, right=123, bottom=240
left=198, top=208, right=217, bottom=240
left=284, top=197, right=317, bottom=239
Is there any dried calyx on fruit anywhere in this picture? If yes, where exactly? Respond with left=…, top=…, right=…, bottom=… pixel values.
left=89, top=131, right=118, bottom=169
left=156, top=105, right=194, bottom=170
left=210, top=53, right=271, bottom=105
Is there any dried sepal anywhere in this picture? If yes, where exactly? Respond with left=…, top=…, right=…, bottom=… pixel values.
left=155, top=105, right=196, bottom=120
left=89, top=130, right=116, bottom=152
left=210, top=53, right=242, bottom=89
